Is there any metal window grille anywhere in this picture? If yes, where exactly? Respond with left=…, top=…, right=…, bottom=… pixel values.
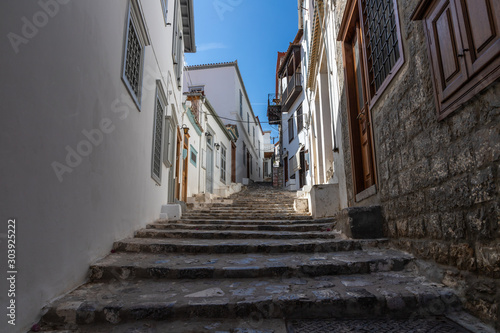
left=297, top=105, right=303, bottom=133
left=152, top=97, right=164, bottom=182
left=220, top=145, right=226, bottom=183
left=125, top=18, right=142, bottom=97
left=288, top=117, right=294, bottom=142
left=361, top=0, right=400, bottom=95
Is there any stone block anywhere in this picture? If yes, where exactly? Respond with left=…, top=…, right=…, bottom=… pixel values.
left=159, top=204, right=182, bottom=221
left=335, top=205, right=385, bottom=239
left=294, top=198, right=309, bottom=213
left=441, top=211, right=466, bottom=241
left=476, top=245, right=500, bottom=278
left=310, top=184, right=340, bottom=219
left=450, top=243, right=476, bottom=271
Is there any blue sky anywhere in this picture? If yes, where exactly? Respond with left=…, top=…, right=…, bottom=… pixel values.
left=185, top=0, right=299, bottom=140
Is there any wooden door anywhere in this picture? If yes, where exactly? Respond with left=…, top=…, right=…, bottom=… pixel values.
left=182, top=133, right=189, bottom=202
left=299, top=150, right=306, bottom=188
left=206, top=146, right=213, bottom=193
left=353, top=26, right=375, bottom=189
left=246, top=151, right=250, bottom=178
left=175, top=128, right=182, bottom=200
left=231, top=142, right=236, bottom=183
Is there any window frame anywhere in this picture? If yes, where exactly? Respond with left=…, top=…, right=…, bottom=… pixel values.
left=172, top=0, right=183, bottom=88
left=297, top=104, right=304, bottom=133
left=288, top=115, right=295, bottom=143
left=160, top=0, right=168, bottom=25
left=190, top=144, right=198, bottom=167
left=220, top=144, right=227, bottom=183
left=122, top=1, right=150, bottom=109
left=152, top=81, right=167, bottom=185
left=359, top=0, right=405, bottom=109
left=412, top=0, right=500, bottom=120
left=239, top=90, right=243, bottom=118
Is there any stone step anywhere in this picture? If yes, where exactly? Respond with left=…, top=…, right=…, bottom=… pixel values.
left=160, top=218, right=331, bottom=225
left=147, top=222, right=335, bottom=232
left=40, top=272, right=460, bottom=328
left=89, top=249, right=414, bottom=281
left=134, top=229, right=338, bottom=240
left=189, top=207, right=297, bottom=213
left=42, top=319, right=288, bottom=332
left=181, top=214, right=312, bottom=220
left=112, top=238, right=383, bottom=254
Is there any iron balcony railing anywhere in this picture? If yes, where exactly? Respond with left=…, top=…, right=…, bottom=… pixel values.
left=281, top=72, right=303, bottom=111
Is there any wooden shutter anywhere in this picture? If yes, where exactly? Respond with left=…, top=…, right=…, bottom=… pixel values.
left=426, top=0, right=468, bottom=103
left=455, top=0, right=500, bottom=75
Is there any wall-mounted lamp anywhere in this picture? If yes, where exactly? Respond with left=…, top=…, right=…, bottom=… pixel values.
left=214, top=143, right=221, bottom=150
left=181, top=124, right=189, bottom=135
left=205, top=132, right=212, bottom=138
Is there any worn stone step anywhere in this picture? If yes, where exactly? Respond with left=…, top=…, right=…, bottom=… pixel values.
left=112, top=238, right=380, bottom=254
left=39, top=319, right=288, bottom=332
left=134, top=229, right=338, bottom=240
left=181, top=214, right=312, bottom=220
left=147, top=222, right=335, bottom=232
left=189, top=208, right=297, bottom=213
left=89, top=249, right=414, bottom=281
left=160, top=219, right=331, bottom=225
left=40, top=272, right=460, bottom=328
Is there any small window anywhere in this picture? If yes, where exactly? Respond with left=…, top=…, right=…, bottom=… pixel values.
left=160, top=0, right=168, bottom=25
left=361, top=0, right=404, bottom=104
left=220, top=144, right=227, bottom=183
left=152, top=81, right=167, bottom=184
left=253, top=127, right=255, bottom=145
left=122, top=1, right=149, bottom=108
left=243, top=143, right=246, bottom=164
left=288, top=116, right=295, bottom=143
left=297, top=104, right=303, bottom=133
left=239, top=90, right=243, bottom=118
left=258, top=140, right=261, bottom=157
left=247, top=113, right=250, bottom=133
left=190, top=145, right=198, bottom=167
left=189, top=85, right=204, bottom=93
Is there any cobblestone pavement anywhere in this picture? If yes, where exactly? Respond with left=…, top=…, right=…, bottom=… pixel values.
left=288, top=317, right=472, bottom=333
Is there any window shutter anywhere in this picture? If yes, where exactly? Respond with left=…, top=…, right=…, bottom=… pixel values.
left=455, top=0, right=500, bottom=75
left=426, top=0, right=468, bottom=103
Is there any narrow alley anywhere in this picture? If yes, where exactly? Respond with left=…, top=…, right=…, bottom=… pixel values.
left=36, top=183, right=486, bottom=332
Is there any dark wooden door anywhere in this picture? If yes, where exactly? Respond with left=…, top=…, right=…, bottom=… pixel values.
left=299, top=150, right=306, bottom=188
left=246, top=151, right=250, bottom=178
left=182, top=134, right=189, bottom=202
left=175, top=128, right=182, bottom=200
left=231, top=142, right=236, bottom=183
left=353, top=26, right=375, bottom=189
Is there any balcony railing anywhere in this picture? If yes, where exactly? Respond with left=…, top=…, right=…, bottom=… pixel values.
left=267, top=93, right=281, bottom=123
left=281, top=72, right=303, bottom=113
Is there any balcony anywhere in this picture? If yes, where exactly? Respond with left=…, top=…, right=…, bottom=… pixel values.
left=267, top=93, right=281, bottom=124
left=281, top=71, right=303, bottom=113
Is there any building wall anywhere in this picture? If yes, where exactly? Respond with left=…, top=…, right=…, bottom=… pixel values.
left=335, top=0, right=500, bottom=326
left=0, top=1, right=189, bottom=331
left=184, top=64, right=264, bottom=183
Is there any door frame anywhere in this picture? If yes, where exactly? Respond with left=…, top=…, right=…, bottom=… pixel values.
left=181, top=132, right=190, bottom=202
left=175, top=127, right=182, bottom=200
left=339, top=0, right=378, bottom=197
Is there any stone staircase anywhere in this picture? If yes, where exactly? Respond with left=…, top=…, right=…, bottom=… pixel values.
left=36, top=183, right=465, bottom=332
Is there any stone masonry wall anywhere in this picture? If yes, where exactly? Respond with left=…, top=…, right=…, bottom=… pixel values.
left=335, top=0, right=500, bottom=328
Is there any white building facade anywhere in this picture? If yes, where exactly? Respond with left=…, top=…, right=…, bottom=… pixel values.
left=184, top=62, right=265, bottom=183
left=0, top=1, right=194, bottom=331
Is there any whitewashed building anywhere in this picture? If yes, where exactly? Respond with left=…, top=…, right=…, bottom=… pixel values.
left=183, top=61, right=265, bottom=183
left=179, top=92, right=240, bottom=201
left=0, top=1, right=194, bottom=331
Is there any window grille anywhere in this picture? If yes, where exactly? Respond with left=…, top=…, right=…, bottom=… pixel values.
left=288, top=116, right=294, bottom=143
left=124, top=18, right=142, bottom=98
left=361, top=0, right=401, bottom=95
left=297, top=104, right=303, bottom=133
left=220, top=145, right=227, bottom=183
left=152, top=95, right=165, bottom=183
left=239, top=90, right=243, bottom=118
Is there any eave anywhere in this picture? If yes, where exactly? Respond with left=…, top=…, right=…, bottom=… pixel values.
left=180, top=0, right=196, bottom=53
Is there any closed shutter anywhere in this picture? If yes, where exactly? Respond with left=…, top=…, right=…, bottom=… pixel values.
left=455, top=0, right=500, bottom=75
left=426, top=0, right=468, bottom=103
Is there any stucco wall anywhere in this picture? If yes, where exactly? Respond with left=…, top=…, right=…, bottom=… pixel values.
left=0, top=1, right=185, bottom=331
left=335, top=0, right=500, bottom=327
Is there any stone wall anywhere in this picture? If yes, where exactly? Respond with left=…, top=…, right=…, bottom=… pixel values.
left=335, top=0, right=500, bottom=327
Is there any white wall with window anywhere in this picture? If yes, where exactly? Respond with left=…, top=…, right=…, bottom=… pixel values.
left=0, top=1, right=195, bottom=330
